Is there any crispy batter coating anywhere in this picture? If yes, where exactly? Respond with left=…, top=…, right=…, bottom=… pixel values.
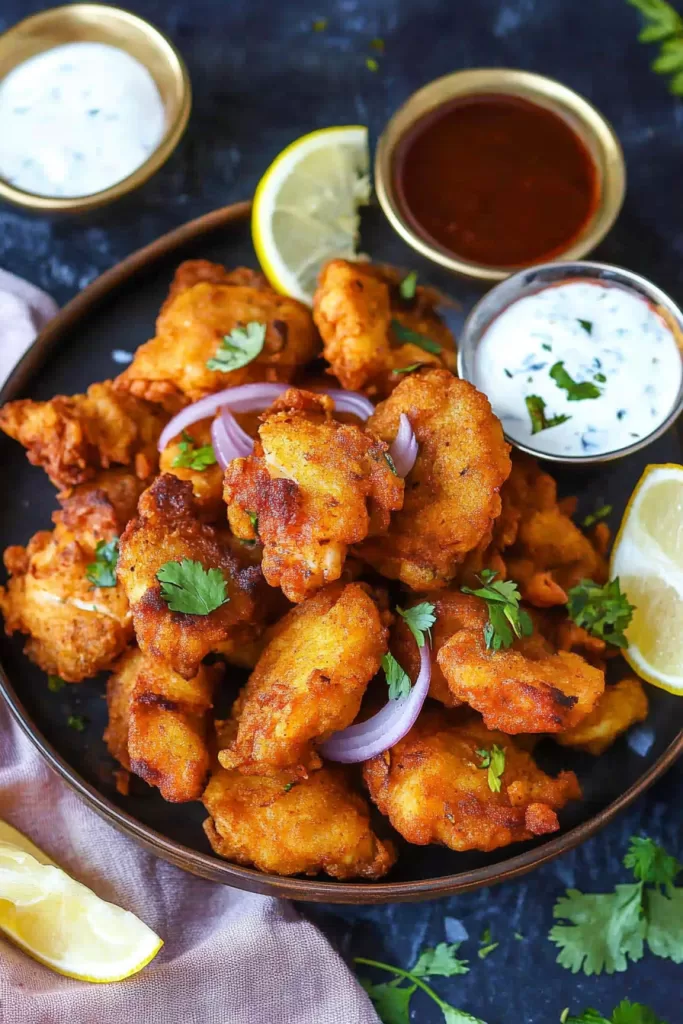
left=355, top=370, right=511, bottom=590
left=313, top=259, right=456, bottom=393
left=555, top=676, right=649, bottom=755
left=116, top=263, right=319, bottom=409
left=224, top=389, right=404, bottom=603
left=437, top=603, right=605, bottom=733
left=117, top=474, right=267, bottom=679
left=159, top=417, right=224, bottom=520
left=499, top=455, right=607, bottom=607
left=218, top=582, right=388, bottom=778
left=0, top=381, right=167, bottom=489
left=204, top=721, right=395, bottom=878
left=0, top=473, right=141, bottom=681
left=363, top=711, right=581, bottom=852
left=105, top=648, right=216, bottom=802
left=161, top=260, right=268, bottom=311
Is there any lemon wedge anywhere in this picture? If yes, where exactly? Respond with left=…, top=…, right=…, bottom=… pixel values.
left=610, top=463, right=683, bottom=694
left=0, top=820, right=162, bottom=982
left=252, top=125, right=370, bottom=304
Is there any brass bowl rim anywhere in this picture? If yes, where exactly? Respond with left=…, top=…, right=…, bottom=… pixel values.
left=375, top=67, right=627, bottom=282
left=0, top=3, right=192, bottom=213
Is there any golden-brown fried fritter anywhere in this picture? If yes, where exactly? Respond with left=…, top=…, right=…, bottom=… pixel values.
left=204, top=721, right=395, bottom=878
left=313, top=259, right=456, bottom=393
left=0, top=381, right=168, bottom=489
left=555, top=676, right=649, bottom=755
left=117, top=474, right=267, bottom=679
left=218, top=582, right=387, bottom=778
left=161, top=261, right=269, bottom=311
left=105, top=648, right=217, bottom=802
left=363, top=711, right=581, bottom=852
left=0, top=474, right=140, bottom=681
left=224, top=389, right=404, bottom=603
left=158, top=418, right=224, bottom=520
left=437, top=605, right=605, bottom=734
left=115, top=264, right=319, bottom=410
left=355, top=370, right=511, bottom=590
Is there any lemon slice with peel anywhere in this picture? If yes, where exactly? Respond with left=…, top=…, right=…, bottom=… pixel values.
left=0, top=820, right=162, bottom=982
left=252, top=125, right=370, bottom=304
left=610, top=463, right=683, bottom=694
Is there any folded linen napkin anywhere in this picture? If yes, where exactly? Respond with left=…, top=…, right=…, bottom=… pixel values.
left=0, top=272, right=379, bottom=1024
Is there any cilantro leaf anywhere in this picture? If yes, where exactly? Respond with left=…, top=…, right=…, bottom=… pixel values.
left=624, top=836, right=682, bottom=887
left=206, top=321, right=266, bottom=372
left=397, top=602, right=436, bottom=648
left=85, top=537, right=119, bottom=588
left=577, top=318, right=594, bottom=335
left=611, top=1001, right=669, bottom=1024
left=582, top=503, right=612, bottom=529
left=411, top=942, right=469, bottom=977
left=399, top=271, right=418, bottom=300
left=67, top=714, right=88, bottom=732
left=382, top=652, right=411, bottom=700
left=566, top=578, right=635, bottom=649
left=441, top=1009, right=488, bottom=1024
left=628, top=0, right=683, bottom=94
left=172, top=431, right=217, bottom=471
left=392, top=362, right=426, bottom=375
left=550, top=361, right=602, bottom=401
left=47, top=675, right=65, bottom=693
left=645, top=885, right=683, bottom=963
left=361, top=979, right=415, bottom=1024
left=564, top=1009, right=609, bottom=1023
left=461, top=570, right=533, bottom=651
left=391, top=319, right=442, bottom=354
left=476, top=745, right=506, bottom=793
left=477, top=942, right=499, bottom=960
left=156, top=559, right=229, bottom=615
left=550, top=883, right=646, bottom=974
left=525, top=394, right=572, bottom=434
left=384, top=452, right=398, bottom=475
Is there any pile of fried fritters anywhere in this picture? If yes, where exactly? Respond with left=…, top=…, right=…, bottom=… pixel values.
left=0, top=258, right=649, bottom=881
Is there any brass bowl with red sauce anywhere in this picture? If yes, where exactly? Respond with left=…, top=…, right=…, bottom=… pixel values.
left=375, top=68, right=626, bottom=282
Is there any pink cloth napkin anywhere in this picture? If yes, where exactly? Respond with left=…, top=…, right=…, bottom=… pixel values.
left=0, top=273, right=379, bottom=1024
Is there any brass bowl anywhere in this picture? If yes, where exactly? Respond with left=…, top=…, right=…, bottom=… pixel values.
left=0, top=4, right=191, bottom=213
left=375, top=68, right=626, bottom=282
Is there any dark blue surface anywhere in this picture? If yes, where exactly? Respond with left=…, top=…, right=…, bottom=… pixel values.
left=1, top=1, right=682, bottom=1021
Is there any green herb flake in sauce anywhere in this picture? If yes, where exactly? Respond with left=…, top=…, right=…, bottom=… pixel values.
left=577, top=319, right=593, bottom=335
left=525, top=395, right=572, bottom=434
left=550, top=361, right=602, bottom=401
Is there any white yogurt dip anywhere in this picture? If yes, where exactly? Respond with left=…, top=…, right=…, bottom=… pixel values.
left=0, top=42, right=165, bottom=198
left=472, top=280, right=682, bottom=457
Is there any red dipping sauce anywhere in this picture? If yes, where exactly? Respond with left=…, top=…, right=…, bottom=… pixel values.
left=393, top=94, right=599, bottom=268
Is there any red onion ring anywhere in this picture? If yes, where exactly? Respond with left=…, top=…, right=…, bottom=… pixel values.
left=389, top=413, right=418, bottom=477
left=319, top=643, right=431, bottom=763
left=211, top=409, right=251, bottom=470
left=158, top=383, right=289, bottom=452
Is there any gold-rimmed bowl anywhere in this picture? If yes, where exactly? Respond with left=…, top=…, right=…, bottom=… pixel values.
left=375, top=68, right=626, bottom=283
left=0, top=4, right=191, bottom=213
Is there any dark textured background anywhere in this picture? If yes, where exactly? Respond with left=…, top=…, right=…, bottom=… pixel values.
left=1, top=1, right=682, bottom=1021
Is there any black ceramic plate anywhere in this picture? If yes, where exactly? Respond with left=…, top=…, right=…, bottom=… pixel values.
left=1, top=202, right=682, bottom=904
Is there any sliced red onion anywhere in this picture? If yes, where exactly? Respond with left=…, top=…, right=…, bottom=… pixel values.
left=389, top=413, right=418, bottom=477
left=211, top=409, right=253, bottom=470
left=320, top=643, right=431, bottom=763
left=158, top=383, right=289, bottom=451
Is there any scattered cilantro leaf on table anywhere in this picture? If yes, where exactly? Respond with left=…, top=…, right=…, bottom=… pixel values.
left=628, top=0, right=683, bottom=95
left=47, top=675, right=65, bottom=693
left=624, top=835, right=682, bottom=886
left=391, top=319, right=442, bottom=354
left=566, top=998, right=669, bottom=1023
left=67, top=714, right=88, bottom=732
left=156, top=559, right=229, bottom=615
left=399, top=271, right=418, bottom=299
left=361, top=979, right=415, bottom=1024
left=582, top=503, right=612, bottom=528
left=566, top=578, right=635, bottom=648
left=382, top=652, right=412, bottom=700
left=461, top=570, right=533, bottom=651
left=411, top=942, right=469, bottom=977
left=550, top=361, right=602, bottom=401
left=397, top=602, right=436, bottom=647
left=525, top=394, right=572, bottom=434
left=85, top=537, right=119, bottom=588
left=172, top=431, right=217, bottom=471
left=206, top=321, right=266, bottom=372
left=476, top=745, right=506, bottom=793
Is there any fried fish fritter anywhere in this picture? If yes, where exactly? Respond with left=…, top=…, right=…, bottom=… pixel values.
left=116, top=262, right=319, bottom=410
left=105, top=648, right=217, bottom=802
left=363, top=711, right=581, bottom=852
left=204, top=722, right=395, bottom=878
left=218, top=582, right=388, bottom=778
left=313, top=259, right=456, bottom=393
left=158, top=417, right=224, bottom=520
left=554, top=676, right=649, bottom=755
left=0, top=381, right=167, bottom=489
left=117, top=474, right=266, bottom=679
left=437, top=602, right=605, bottom=734
left=356, top=370, right=511, bottom=590
left=0, top=472, right=141, bottom=681
left=224, top=389, right=404, bottom=603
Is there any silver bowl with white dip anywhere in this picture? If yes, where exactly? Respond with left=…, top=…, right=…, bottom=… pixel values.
left=458, top=261, right=683, bottom=465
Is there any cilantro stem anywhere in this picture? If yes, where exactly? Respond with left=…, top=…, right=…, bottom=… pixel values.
left=353, top=957, right=449, bottom=1011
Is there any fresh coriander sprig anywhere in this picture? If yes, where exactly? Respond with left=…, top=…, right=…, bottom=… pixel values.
left=461, top=570, right=533, bottom=651
left=397, top=602, right=437, bottom=647
left=172, top=431, right=217, bottom=471
left=206, top=321, right=266, bottom=372
left=85, top=538, right=119, bottom=588
left=550, top=835, right=683, bottom=975
left=550, top=361, right=602, bottom=401
left=156, top=559, right=229, bottom=615
left=525, top=394, right=572, bottom=434
left=476, top=745, right=506, bottom=793
left=564, top=999, right=668, bottom=1023
left=392, top=362, right=426, bottom=375
left=399, top=271, right=418, bottom=300
left=628, top=0, right=683, bottom=95
left=382, top=653, right=412, bottom=700
left=391, top=319, right=442, bottom=354
left=566, top=578, right=635, bottom=648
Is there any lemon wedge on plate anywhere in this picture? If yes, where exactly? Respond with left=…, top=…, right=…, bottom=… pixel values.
left=610, top=463, right=683, bottom=694
left=252, top=125, right=371, bottom=304
left=0, top=819, right=162, bottom=982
